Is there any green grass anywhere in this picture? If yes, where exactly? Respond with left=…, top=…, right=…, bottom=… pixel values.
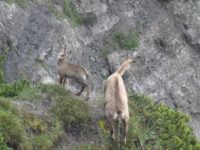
left=47, top=0, right=65, bottom=20
left=0, top=97, right=26, bottom=149
left=47, top=0, right=97, bottom=26
left=4, top=0, right=27, bottom=8
left=17, top=86, right=42, bottom=102
left=0, top=55, right=6, bottom=84
left=100, top=31, right=139, bottom=58
left=73, top=143, right=107, bottom=150
left=113, top=32, right=139, bottom=50
left=96, top=92, right=200, bottom=150
left=0, top=77, right=199, bottom=149
left=126, top=92, right=200, bottom=150
left=63, top=0, right=97, bottom=27
left=0, top=80, right=30, bottom=98
left=0, top=133, right=11, bottom=150
left=0, top=82, right=92, bottom=149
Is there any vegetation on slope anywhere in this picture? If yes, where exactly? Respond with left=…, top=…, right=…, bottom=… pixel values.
left=100, top=31, right=139, bottom=58
left=3, top=0, right=97, bottom=27
left=0, top=75, right=200, bottom=149
left=0, top=53, right=199, bottom=150
left=126, top=92, right=200, bottom=150
left=0, top=80, right=91, bottom=150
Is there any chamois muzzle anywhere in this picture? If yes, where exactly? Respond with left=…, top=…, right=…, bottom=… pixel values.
left=131, top=60, right=137, bottom=63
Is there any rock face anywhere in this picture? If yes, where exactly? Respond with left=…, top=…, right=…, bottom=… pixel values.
left=0, top=0, right=200, bottom=138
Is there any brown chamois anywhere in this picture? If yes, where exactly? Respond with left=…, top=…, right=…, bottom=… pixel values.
left=57, top=47, right=92, bottom=100
left=104, top=58, right=135, bottom=144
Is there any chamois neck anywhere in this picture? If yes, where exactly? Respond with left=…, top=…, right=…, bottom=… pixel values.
left=115, top=62, right=130, bottom=76
left=57, top=58, right=65, bottom=65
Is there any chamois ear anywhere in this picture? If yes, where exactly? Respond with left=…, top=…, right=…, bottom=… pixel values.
left=63, top=46, right=72, bottom=55
left=132, top=60, right=137, bottom=63
left=63, top=45, right=67, bottom=56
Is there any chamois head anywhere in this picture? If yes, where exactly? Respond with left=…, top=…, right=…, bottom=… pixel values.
left=57, top=46, right=67, bottom=60
left=115, top=58, right=136, bottom=76
left=122, top=58, right=135, bottom=70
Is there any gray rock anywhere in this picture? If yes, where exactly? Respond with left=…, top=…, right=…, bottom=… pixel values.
left=1, top=0, right=200, bottom=138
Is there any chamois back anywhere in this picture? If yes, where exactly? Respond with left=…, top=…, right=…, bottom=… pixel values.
left=104, top=58, right=133, bottom=144
left=57, top=48, right=93, bottom=100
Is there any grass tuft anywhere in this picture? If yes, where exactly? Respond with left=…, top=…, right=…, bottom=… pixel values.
left=4, top=0, right=28, bottom=8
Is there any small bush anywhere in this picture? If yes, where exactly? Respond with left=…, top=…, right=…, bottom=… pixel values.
left=17, top=85, right=42, bottom=102
left=113, top=32, right=139, bottom=50
left=0, top=133, right=11, bottom=150
left=100, top=31, right=139, bottom=57
left=40, top=83, right=68, bottom=97
left=0, top=55, right=6, bottom=84
left=48, top=0, right=97, bottom=26
left=63, top=0, right=81, bottom=26
left=4, top=0, right=27, bottom=8
left=0, top=98, right=25, bottom=149
left=73, top=143, right=107, bottom=150
left=0, top=80, right=30, bottom=98
left=24, top=117, right=61, bottom=150
left=97, top=92, right=200, bottom=150
left=53, top=95, right=91, bottom=126
left=0, top=85, right=63, bottom=150
left=127, top=92, right=200, bottom=150
left=78, top=13, right=97, bottom=26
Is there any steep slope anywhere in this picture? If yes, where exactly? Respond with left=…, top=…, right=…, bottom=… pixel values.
left=0, top=0, right=200, bottom=138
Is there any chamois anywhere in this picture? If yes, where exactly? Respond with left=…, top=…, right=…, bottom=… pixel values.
left=104, top=59, right=134, bottom=144
left=57, top=47, right=92, bottom=100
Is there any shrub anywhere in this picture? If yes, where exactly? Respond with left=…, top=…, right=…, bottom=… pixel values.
left=127, top=92, right=200, bottom=150
left=100, top=31, right=139, bottom=58
left=0, top=84, right=63, bottom=150
left=73, top=143, right=107, bottom=150
left=53, top=95, right=91, bottom=126
left=97, top=92, right=200, bottom=150
left=4, top=0, right=27, bottom=8
left=0, top=133, right=11, bottom=150
left=24, top=116, right=61, bottom=150
left=63, top=0, right=81, bottom=26
left=48, top=0, right=97, bottom=26
left=0, top=97, right=25, bottom=149
left=17, top=86, right=42, bottom=102
left=78, top=13, right=97, bottom=26
left=113, top=32, right=139, bottom=50
left=0, top=80, right=30, bottom=98
left=0, top=55, right=6, bottom=84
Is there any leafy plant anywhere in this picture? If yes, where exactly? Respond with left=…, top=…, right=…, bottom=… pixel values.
left=0, top=133, right=11, bottom=150
left=0, top=55, right=6, bottom=84
left=127, top=92, right=200, bottom=150
left=100, top=31, right=139, bottom=58
left=0, top=80, right=30, bottom=98
left=4, top=0, right=27, bottom=8
left=53, top=94, right=91, bottom=126
left=113, top=32, right=139, bottom=50
left=97, top=92, right=200, bottom=150
left=0, top=97, right=25, bottom=149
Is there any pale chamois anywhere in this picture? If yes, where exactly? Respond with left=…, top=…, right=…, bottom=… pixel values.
left=57, top=47, right=92, bottom=100
left=104, top=58, right=135, bottom=144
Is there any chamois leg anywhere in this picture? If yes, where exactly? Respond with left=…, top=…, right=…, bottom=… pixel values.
left=122, top=118, right=128, bottom=144
left=62, top=77, right=68, bottom=86
left=59, top=76, right=64, bottom=86
left=107, top=118, right=115, bottom=141
left=85, top=85, right=90, bottom=101
left=76, top=86, right=85, bottom=96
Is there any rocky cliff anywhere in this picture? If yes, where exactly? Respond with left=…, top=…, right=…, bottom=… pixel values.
left=0, top=0, right=200, bottom=138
